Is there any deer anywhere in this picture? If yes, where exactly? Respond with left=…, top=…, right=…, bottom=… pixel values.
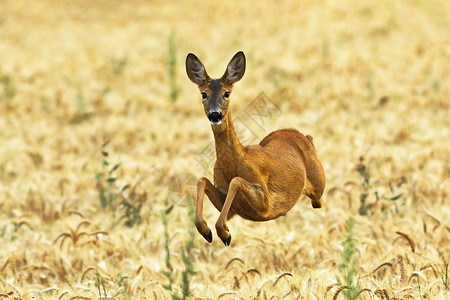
left=186, top=51, right=326, bottom=246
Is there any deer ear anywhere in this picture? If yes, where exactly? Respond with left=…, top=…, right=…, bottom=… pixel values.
left=186, top=53, right=210, bottom=85
left=222, top=51, right=246, bottom=85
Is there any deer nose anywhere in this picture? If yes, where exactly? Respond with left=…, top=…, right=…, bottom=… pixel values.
left=208, top=110, right=223, bottom=123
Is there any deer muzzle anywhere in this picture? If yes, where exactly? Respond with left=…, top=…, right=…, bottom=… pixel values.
left=208, top=110, right=223, bottom=125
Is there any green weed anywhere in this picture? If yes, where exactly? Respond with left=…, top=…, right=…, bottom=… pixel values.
left=356, top=156, right=405, bottom=215
left=95, top=270, right=130, bottom=299
left=111, top=55, right=128, bottom=75
left=180, top=196, right=196, bottom=299
left=337, top=216, right=360, bottom=300
left=96, top=140, right=119, bottom=210
left=95, top=141, right=145, bottom=227
left=0, top=221, right=31, bottom=241
left=168, top=30, right=180, bottom=103
left=366, top=77, right=375, bottom=99
left=431, top=79, right=440, bottom=93
left=437, top=251, right=449, bottom=290
left=161, top=204, right=175, bottom=293
left=0, top=72, right=16, bottom=102
left=161, top=197, right=196, bottom=299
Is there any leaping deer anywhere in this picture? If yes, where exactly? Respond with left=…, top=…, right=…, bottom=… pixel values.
left=186, top=51, right=326, bottom=246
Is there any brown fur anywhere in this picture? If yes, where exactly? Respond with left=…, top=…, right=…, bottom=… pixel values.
left=186, top=51, right=326, bottom=245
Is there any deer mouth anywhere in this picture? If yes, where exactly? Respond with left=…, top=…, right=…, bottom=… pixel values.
left=210, top=120, right=222, bottom=125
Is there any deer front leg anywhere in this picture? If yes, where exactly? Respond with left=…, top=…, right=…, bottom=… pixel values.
left=195, top=177, right=226, bottom=243
left=216, top=177, right=268, bottom=246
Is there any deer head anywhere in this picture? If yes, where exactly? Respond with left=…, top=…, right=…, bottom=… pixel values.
left=186, top=51, right=246, bottom=125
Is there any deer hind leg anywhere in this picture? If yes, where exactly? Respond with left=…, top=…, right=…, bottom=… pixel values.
left=215, top=177, right=268, bottom=246
left=195, top=177, right=227, bottom=243
left=304, top=156, right=326, bottom=209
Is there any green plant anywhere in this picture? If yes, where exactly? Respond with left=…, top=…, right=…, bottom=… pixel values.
left=0, top=72, right=16, bottom=102
left=437, top=251, right=449, bottom=290
left=0, top=221, right=32, bottom=241
left=111, top=55, right=128, bottom=75
left=168, top=30, right=180, bottom=103
left=121, top=185, right=144, bottom=227
left=76, top=90, right=86, bottom=111
left=356, top=157, right=371, bottom=215
left=95, top=270, right=130, bottom=300
left=96, top=140, right=120, bottom=210
left=366, top=77, right=375, bottom=99
left=161, top=205, right=175, bottom=293
left=117, top=276, right=131, bottom=300
left=96, top=269, right=109, bottom=299
left=179, top=196, right=196, bottom=299
left=337, top=216, right=360, bottom=300
left=95, top=141, right=145, bottom=227
left=161, top=197, right=196, bottom=300
left=431, top=79, right=440, bottom=93
left=356, top=156, right=405, bottom=215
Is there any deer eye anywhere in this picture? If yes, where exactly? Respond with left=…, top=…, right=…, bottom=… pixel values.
left=224, top=92, right=230, bottom=98
left=201, top=92, right=207, bottom=100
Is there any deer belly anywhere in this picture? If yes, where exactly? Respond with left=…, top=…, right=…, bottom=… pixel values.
left=231, top=192, right=268, bottom=221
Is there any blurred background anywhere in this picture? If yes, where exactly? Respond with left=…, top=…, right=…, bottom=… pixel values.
left=0, top=0, right=448, bottom=298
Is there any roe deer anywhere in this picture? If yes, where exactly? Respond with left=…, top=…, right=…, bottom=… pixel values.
left=186, top=51, right=326, bottom=246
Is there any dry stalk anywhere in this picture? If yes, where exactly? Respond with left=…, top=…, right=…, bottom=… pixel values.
left=80, top=267, right=96, bottom=283
left=371, top=262, right=395, bottom=277
left=217, top=291, right=242, bottom=299
left=58, top=291, right=69, bottom=300
left=68, top=210, right=85, bottom=218
left=374, top=289, right=389, bottom=299
left=225, top=257, right=245, bottom=270
left=326, top=283, right=341, bottom=293
left=0, top=258, right=10, bottom=274
left=273, top=272, right=293, bottom=287
left=333, top=285, right=349, bottom=300
left=17, top=221, right=32, bottom=230
left=420, top=264, right=438, bottom=278
left=355, top=288, right=373, bottom=298
left=395, top=231, right=416, bottom=252
left=408, top=271, right=426, bottom=284
left=0, top=292, right=14, bottom=299
left=233, top=276, right=240, bottom=290
left=397, top=255, right=406, bottom=282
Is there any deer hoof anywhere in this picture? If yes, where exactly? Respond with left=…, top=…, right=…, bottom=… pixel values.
left=312, top=198, right=323, bottom=209
left=221, top=234, right=231, bottom=246
left=203, top=230, right=213, bottom=243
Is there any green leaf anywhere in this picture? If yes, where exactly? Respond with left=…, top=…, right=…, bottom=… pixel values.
left=398, top=176, right=406, bottom=187
left=95, top=173, right=101, bottom=181
left=99, top=187, right=107, bottom=209
left=117, top=276, right=129, bottom=286
left=389, top=194, right=402, bottom=201
left=107, top=177, right=117, bottom=183
left=165, top=204, right=174, bottom=215
left=102, top=140, right=111, bottom=148
left=101, top=151, right=109, bottom=157
left=121, top=184, right=131, bottom=192
left=161, top=270, right=171, bottom=278
left=389, top=182, right=394, bottom=193
left=0, top=224, right=7, bottom=238
left=110, top=163, right=121, bottom=174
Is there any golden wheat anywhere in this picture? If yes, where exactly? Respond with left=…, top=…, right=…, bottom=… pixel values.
left=0, top=0, right=449, bottom=299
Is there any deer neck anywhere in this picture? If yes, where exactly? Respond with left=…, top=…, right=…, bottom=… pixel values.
left=211, top=112, right=244, bottom=163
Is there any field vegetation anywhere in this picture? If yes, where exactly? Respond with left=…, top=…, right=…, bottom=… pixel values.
left=0, top=0, right=448, bottom=299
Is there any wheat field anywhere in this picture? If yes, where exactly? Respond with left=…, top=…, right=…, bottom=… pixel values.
left=0, top=0, right=449, bottom=299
